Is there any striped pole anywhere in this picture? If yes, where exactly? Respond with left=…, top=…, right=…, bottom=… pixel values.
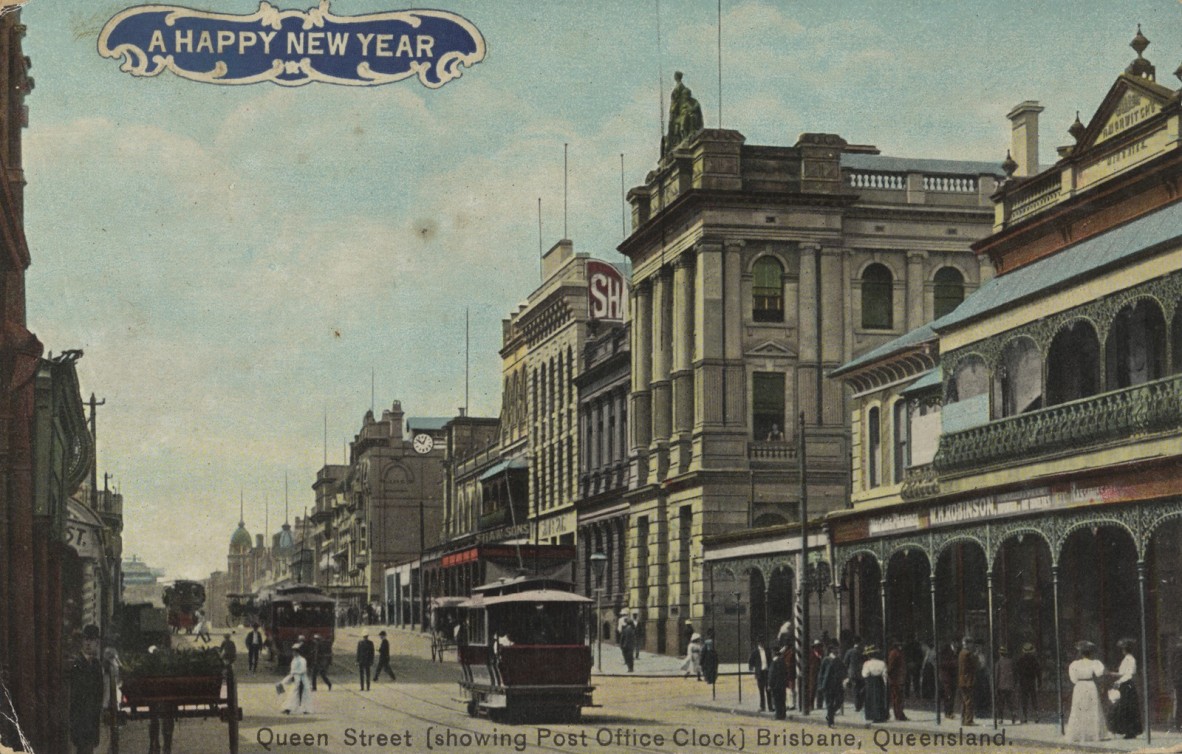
left=795, top=552, right=805, bottom=710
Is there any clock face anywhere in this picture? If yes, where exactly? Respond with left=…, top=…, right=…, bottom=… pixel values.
left=412, top=433, right=434, bottom=455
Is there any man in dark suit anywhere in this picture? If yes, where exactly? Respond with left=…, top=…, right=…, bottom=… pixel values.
left=843, top=636, right=865, bottom=712
left=356, top=634, right=375, bottom=690
left=245, top=623, right=264, bottom=672
left=958, top=636, right=978, bottom=726
left=748, top=636, right=772, bottom=711
left=309, top=634, right=333, bottom=691
left=768, top=646, right=790, bottom=720
left=374, top=630, right=397, bottom=681
left=817, top=640, right=846, bottom=728
left=887, top=638, right=909, bottom=721
left=619, top=618, right=637, bottom=672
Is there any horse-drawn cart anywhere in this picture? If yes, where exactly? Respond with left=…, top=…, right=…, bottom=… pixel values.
left=111, top=650, right=242, bottom=753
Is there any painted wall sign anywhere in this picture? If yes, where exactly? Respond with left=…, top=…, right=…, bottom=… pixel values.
left=587, top=260, right=628, bottom=321
left=98, top=2, right=486, bottom=88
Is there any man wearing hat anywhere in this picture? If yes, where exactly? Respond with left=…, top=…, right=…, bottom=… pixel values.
left=373, top=630, right=396, bottom=682
left=887, top=638, right=908, bottom=721
left=768, top=645, right=791, bottom=720
left=69, top=625, right=104, bottom=754
left=958, top=637, right=978, bottom=726
left=1014, top=642, right=1040, bottom=723
left=356, top=633, right=375, bottom=690
left=816, top=641, right=846, bottom=727
left=994, top=647, right=1016, bottom=724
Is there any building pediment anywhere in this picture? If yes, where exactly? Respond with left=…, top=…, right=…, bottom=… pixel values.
left=1073, top=73, right=1175, bottom=156
left=745, top=340, right=797, bottom=360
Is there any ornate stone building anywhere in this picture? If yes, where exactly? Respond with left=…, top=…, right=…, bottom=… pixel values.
left=622, top=81, right=1002, bottom=655
left=828, top=30, right=1182, bottom=735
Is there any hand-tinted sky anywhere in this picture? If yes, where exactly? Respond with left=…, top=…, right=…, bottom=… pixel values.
left=18, top=1, right=1182, bottom=580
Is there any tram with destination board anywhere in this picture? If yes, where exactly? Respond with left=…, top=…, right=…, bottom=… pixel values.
left=456, top=576, right=594, bottom=722
left=256, top=584, right=335, bottom=667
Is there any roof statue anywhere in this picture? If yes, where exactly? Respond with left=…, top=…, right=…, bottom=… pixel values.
left=663, top=71, right=704, bottom=157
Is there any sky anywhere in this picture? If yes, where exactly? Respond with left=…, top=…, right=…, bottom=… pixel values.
left=16, top=0, right=1182, bottom=580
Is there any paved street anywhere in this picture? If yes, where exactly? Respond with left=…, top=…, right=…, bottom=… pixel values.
left=93, top=626, right=1164, bottom=754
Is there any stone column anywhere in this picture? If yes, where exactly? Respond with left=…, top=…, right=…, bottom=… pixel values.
left=797, top=243, right=820, bottom=426
left=722, top=240, right=746, bottom=428
left=630, top=280, right=653, bottom=486
left=906, top=250, right=926, bottom=330
left=650, top=266, right=673, bottom=480
left=671, top=253, right=696, bottom=472
left=694, top=241, right=725, bottom=431
left=820, top=247, right=846, bottom=427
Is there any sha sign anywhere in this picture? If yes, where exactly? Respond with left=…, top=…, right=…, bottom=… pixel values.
left=587, top=260, right=627, bottom=322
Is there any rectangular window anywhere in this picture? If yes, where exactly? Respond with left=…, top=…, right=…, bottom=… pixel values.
left=868, top=407, right=881, bottom=487
left=752, top=372, right=786, bottom=441
left=893, top=400, right=908, bottom=483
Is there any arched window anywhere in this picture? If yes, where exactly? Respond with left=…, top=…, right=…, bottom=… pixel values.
left=867, top=406, right=881, bottom=488
left=995, top=337, right=1043, bottom=417
left=933, top=267, right=965, bottom=319
left=1105, top=299, right=1165, bottom=389
left=861, top=263, right=893, bottom=330
left=752, top=256, right=784, bottom=322
left=1046, top=320, right=1101, bottom=405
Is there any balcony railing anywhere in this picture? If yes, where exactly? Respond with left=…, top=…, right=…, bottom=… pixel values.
left=1006, top=170, right=1061, bottom=223
left=900, top=464, right=939, bottom=500
left=748, top=441, right=797, bottom=461
left=933, top=373, right=1182, bottom=473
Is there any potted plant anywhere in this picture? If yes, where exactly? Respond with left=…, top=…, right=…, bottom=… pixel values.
left=121, top=648, right=224, bottom=705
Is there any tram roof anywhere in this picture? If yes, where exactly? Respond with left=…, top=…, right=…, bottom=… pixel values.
left=481, top=590, right=593, bottom=606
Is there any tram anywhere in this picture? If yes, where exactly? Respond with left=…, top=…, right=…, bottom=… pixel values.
left=256, top=584, right=335, bottom=667
left=456, top=576, right=594, bottom=722
left=163, top=580, right=206, bottom=634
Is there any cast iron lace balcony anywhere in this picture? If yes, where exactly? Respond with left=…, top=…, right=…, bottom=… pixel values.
left=933, top=372, right=1182, bottom=473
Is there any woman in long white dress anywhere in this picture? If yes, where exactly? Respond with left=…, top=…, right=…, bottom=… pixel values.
left=681, top=633, right=703, bottom=679
left=1064, top=641, right=1109, bottom=742
left=281, top=643, right=314, bottom=715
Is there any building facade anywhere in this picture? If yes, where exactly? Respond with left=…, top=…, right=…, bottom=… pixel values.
left=828, top=30, right=1182, bottom=732
left=622, top=94, right=1002, bottom=655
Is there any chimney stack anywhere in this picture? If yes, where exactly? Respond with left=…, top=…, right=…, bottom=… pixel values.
left=1007, top=101, right=1044, bottom=177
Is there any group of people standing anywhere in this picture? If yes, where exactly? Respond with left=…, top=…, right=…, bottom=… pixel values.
left=1064, top=638, right=1143, bottom=742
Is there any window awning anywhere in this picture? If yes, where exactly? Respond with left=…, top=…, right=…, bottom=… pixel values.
left=478, top=456, right=528, bottom=482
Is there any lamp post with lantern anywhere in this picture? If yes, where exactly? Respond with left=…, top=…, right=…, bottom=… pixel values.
left=590, top=549, right=608, bottom=672
left=734, top=591, right=743, bottom=703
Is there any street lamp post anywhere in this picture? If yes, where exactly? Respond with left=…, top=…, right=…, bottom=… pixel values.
left=590, top=549, right=608, bottom=672
left=734, top=591, right=742, bottom=704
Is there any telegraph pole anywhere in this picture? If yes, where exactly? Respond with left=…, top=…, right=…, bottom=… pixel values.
left=86, top=393, right=107, bottom=510
left=798, top=411, right=810, bottom=715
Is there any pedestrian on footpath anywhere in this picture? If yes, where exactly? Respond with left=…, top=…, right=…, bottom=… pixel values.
left=373, top=630, right=397, bottom=681
left=748, top=636, right=772, bottom=711
left=1015, top=642, right=1040, bottom=723
left=194, top=610, right=212, bottom=643
left=309, top=633, right=333, bottom=691
left=619, top=617, right=636, bottom=672
left=681, top=630, right=703, bottom=679
left=68, top=625, right=104, bottom=754
left=817, top=640, right=846, bottom=728
left=939, top=639, right=959, bottom=719
left=861, top=646, right=889, bottom=723
left=357, top=634, right=375, bottom=690
left=887, top=638, right=908, bottom=721
left=958, top=636, right=978, bottom=726
left=280, top=643, right=313, bottom=715
left=1170, top=637, right=1182, bottom=731
left=768, top=645, right=791, bottom=720
left=994, top=646, right=1016, bottom=725
left=843, top=636, right=865, bottom=712
left=700, top=630, right=719, bottom=685
left=246, top=623, right=264, bottom=672
left=219, top=632, right=237, bottom=667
